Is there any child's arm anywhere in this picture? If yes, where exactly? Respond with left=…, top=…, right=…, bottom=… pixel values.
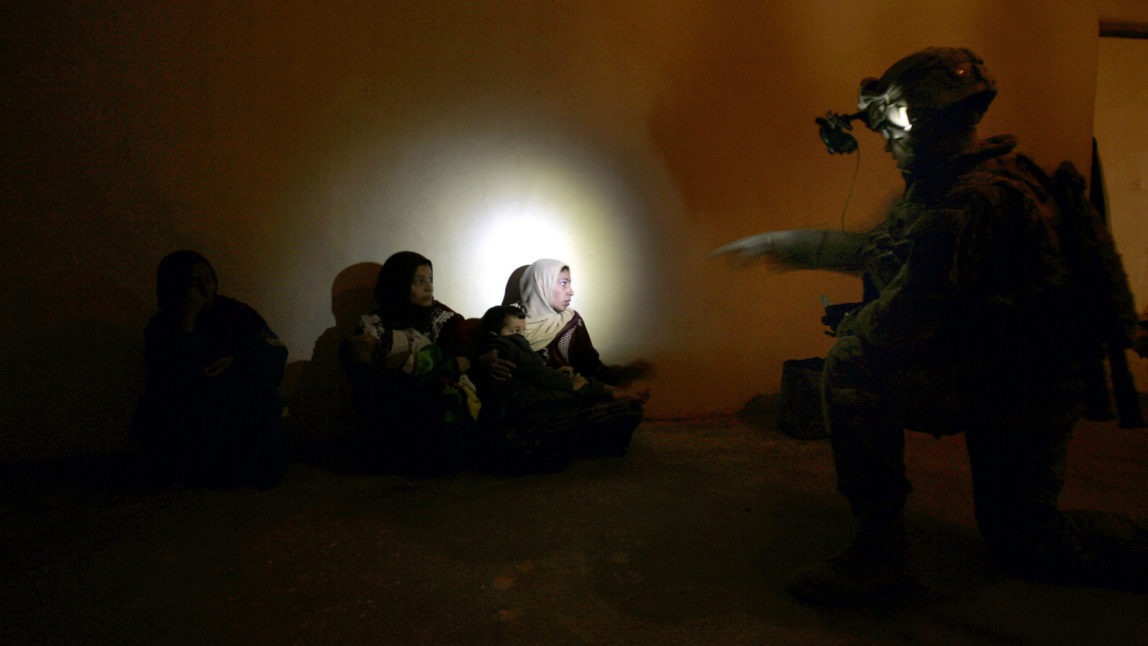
left=501, top=338, right=577, bottom=392
left=474, top=349, right=516, bottom=381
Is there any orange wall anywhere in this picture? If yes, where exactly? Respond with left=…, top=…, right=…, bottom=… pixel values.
left=1095, top=36, right=1148, bottom=391
left=1, top=0, right=1100, bottom=458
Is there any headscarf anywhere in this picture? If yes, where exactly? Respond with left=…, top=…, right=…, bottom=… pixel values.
left=519, top=258, right=576, bottom=351
left=156, top=250, right=215, bottom=311
left=375, top=251, right=434, bottom=330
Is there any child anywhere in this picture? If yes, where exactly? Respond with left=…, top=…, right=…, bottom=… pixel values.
left=473, top=305, right=647, bottom=473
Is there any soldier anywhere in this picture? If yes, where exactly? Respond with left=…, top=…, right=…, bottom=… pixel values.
left=715, top=47, right=1148, bottom=603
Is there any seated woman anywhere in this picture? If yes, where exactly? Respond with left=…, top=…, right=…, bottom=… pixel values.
left=340, top=251, right=478, bottom=476
left=472, top=305, right=647, bottom=472
left=516, top=258, right=652, bottom=386
left=134, top=250, right=288, bottom=488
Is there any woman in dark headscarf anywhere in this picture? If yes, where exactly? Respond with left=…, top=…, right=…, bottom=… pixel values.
left=340, top=251, right=478, bottom=475
left=372, top=251, right=473, bottom=360
left=134, top=250, right=288, bottom=488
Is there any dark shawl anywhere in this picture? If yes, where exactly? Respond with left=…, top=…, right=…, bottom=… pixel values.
left=373, top=251, right=470, bottom=357
left=156, top=249, right=215, bottom=311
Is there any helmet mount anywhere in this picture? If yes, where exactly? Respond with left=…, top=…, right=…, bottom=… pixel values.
left=815, top=47, right=996, bottom=157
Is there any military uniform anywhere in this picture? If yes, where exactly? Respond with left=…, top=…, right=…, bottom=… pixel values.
left=823, top=134, right=1148, bottom=590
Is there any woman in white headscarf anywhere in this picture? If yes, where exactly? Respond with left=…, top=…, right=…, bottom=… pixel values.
left=516, top=258, right=651, bottom=387
left=467, top=258, right=651, bottom=470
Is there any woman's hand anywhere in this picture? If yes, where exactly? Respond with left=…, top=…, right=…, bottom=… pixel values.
left=608, top=384, right=650, bottom=404
left=204, top=356, right=235, bottom=377
left=346, top=333, right=378, bottom=365
left=571, top=373, right=588, bottom=391
left=383, top=351, right=413, bottom=372
left=176, top=288, right=211, bottom=332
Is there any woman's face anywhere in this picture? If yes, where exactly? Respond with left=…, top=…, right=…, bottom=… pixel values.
left=549, top=269, right=574, bottom=312
left=408, top=264, right=434, bottom=307
left=183, top=262, right=217, bottom=304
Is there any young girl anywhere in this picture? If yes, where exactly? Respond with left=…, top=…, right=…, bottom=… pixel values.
left=340, top=251, right=477, bottom=475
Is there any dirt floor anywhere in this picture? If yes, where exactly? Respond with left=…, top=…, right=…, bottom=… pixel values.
left=2, top=408, right=1147, bottom=645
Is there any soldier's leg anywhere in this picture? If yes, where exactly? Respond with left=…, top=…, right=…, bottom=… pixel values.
left=789, top=335, right=915, bottom=603
left=824, top=336, right=911, bottom=531
left=966, top=424, right=1148, bottom=591
left=965, top=424, right=1070, bottom=575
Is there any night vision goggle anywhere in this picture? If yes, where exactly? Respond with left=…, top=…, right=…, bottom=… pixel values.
left=816, top=83, right=911, bottom=155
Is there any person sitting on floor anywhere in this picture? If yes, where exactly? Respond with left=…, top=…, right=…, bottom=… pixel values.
left=134, top=250, right=288, bottom=489
left=472, top=305, right=647, bottom=473
left=340, top=251, right=478, bottom=475
left=512, top=258, right=652, bottom=387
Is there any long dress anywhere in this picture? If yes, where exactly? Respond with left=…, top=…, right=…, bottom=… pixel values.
left=472, top=333, right=642, bottom=474
left=340, top=302, right=478, bottom=476
left=134, top=296, right=288, bottom=488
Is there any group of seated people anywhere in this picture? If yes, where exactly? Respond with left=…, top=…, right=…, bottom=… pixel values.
left=133, top=249, right=652, bottom=488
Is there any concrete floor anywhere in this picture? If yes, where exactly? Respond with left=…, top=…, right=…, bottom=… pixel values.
left=2, top=411, right=1147, bottom=645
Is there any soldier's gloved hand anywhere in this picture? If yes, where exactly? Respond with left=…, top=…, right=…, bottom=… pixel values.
left=710, top=230, right=801, bottom=268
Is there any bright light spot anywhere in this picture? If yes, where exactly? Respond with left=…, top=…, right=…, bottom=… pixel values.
left=298, top=124, right=650, bottom=360
left=472, top=207, right=576, bottom=306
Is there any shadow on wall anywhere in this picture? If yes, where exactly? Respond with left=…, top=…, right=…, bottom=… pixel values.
left=284, top=262, right=382, bottom=461
left=0, top=282, right=152, bottom=461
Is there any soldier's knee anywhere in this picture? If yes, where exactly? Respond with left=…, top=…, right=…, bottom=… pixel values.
left=824, top=337, right=883, bottom=410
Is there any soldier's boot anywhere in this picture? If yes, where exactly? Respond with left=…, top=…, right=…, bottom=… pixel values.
left=787, top=516, right=917, bottom=605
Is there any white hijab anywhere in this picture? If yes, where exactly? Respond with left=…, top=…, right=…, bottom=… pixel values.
left=519, top=258, right=576, bottom=351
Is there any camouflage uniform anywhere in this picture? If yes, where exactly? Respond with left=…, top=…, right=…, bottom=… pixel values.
left=824, top=134, right=1148, bottom=589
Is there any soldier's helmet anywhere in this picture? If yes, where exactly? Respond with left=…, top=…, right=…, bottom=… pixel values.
left=857, top=47, right=997, bottom=136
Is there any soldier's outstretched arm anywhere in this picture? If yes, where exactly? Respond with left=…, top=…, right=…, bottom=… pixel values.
left=710, top=229, right=865, bottom=273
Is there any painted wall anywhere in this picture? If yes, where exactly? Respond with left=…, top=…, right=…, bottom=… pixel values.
left=1, top=0, right=1100, bottom=459
left=1095, top=36, right=1148, bottom=390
